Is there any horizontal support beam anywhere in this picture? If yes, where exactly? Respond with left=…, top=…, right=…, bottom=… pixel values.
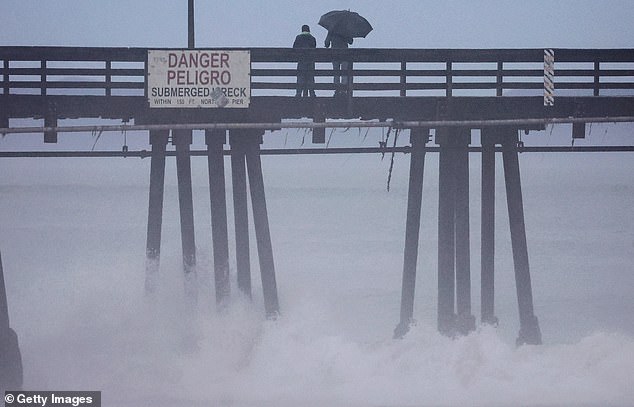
left=7, top=81, right=144, bottom=89
left=1, top=116, right=634, bottom=135
left=2, top=146, right=633, bottom=159
left=2, top=47, right=634, bottom=64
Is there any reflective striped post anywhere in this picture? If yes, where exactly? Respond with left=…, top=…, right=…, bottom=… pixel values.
left=544, top=49, right=555, bottom=106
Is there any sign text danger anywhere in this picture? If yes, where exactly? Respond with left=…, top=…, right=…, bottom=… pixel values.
left=147, top=50, right=250, bottom=108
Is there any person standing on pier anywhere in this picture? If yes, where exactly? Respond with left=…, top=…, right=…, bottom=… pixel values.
left=324, top=31, right=352, bottom=96
left=293, top=24, right=317, bottom=97
left=319, top=10, right=373, bottom=97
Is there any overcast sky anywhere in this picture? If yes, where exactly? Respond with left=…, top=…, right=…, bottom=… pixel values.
left=2, top=0, right=634, bottom=49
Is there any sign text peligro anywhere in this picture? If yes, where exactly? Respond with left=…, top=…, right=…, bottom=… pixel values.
left=147, top=50, right=250, bottom=108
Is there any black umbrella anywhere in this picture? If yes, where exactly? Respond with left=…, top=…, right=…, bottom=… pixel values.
left=318, top=10, right=373, bottom=39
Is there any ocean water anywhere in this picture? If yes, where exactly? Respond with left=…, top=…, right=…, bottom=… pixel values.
left=1, top=127, right=633, bottom=406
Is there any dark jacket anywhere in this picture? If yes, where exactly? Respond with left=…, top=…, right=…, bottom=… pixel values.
left=324, top=32, right=353, bottom=49
left=293, top=32, right=316, bottom=49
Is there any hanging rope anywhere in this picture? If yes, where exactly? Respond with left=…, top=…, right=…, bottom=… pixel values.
left=588, top=122, right=593, bottom=138
left=121, top=127, right=129, bottom=155
left=386, top=128, right=401, bottom=192
left=90, top=128, right=104, bottom=151
left=326, top=127, right=336, bottom=148
left=601, top=124, right=609, bottom=144
left=362, top=127, right=370, bottom=144
left=3, top=116, right=634, bottom=136
left=300, top=128, right=307, bottom=146
left=380, top=127, right=392, bottom=160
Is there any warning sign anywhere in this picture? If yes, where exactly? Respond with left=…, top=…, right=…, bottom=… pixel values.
left=147, top=50, right=250, bottom=108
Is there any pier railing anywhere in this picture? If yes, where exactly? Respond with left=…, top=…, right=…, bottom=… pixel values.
left=2, top=47, right=634, bottom=98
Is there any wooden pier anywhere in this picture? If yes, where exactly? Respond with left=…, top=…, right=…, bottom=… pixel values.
left=2, top=46, right=634, bottom=345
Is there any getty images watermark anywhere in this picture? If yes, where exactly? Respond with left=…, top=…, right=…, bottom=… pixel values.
left=4, top=391, right=101, bottom=407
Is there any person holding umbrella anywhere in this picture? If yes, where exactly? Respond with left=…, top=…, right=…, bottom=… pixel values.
left=293, top=24, right=317, bottom=97
left=319, top=10, right=373, bottom=96
left=324, top=31, right=353, bottom=95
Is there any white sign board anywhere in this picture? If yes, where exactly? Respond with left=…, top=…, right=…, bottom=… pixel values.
left=147, top=50, right=250, bottom=108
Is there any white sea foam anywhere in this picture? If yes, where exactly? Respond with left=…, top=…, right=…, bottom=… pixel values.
left=16, top=285, right=634, bottom=407
left=2, top=128, right=634, bottom=406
